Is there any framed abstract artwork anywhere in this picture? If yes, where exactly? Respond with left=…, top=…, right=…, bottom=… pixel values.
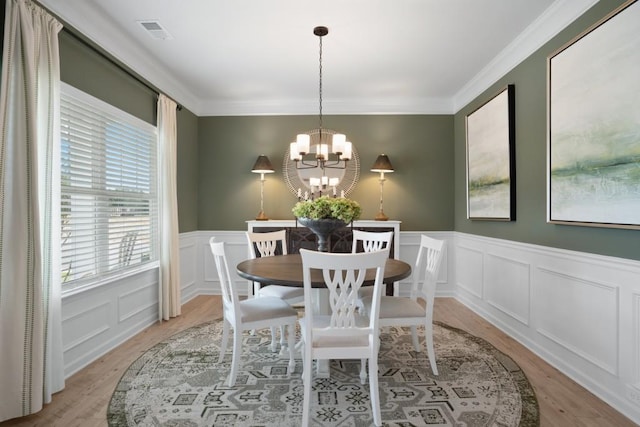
left=548, top=0, right=640, bottom=229
left=466, top=84, right=516, bottom=221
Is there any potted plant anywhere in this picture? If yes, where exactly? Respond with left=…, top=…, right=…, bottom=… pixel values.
left=292, top=196, right=362, bottom=252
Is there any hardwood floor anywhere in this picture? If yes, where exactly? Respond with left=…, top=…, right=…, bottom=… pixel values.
left=1, top=295, right=635, bottom=426
left=433, top=299, right=636, bottom=427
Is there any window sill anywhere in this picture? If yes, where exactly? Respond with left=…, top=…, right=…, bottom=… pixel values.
left=61, top=261, right=160, bottom=299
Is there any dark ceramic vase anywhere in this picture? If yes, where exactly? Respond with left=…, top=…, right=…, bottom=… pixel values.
left=297, top=217, right=347, bottom=252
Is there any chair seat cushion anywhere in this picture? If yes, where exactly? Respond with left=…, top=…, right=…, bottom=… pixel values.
left=362, top=296, right=425, bottom=319
left=299, top=315, right=371, bottom=348
left=239, top=296, right=298, bottom=323
left=258, top=285, right=305, bottom=301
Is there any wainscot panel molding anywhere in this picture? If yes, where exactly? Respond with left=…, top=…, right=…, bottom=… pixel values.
left=58, top=229, right=453, bottom=381
left=395, top=231, right=455, bottom=297
left=455, top=244, right=484, bottom=299
left=61, top=230, right=640, bottom=424
left=179, top=231, right=199, bottom=303
left=61, top=267, right=159, bottom=378
left=454, top=232, right=640, bottom=424
left=199, top=231, right=248, bottom=296
left=485, top=253, right=531, bottom=327
left=184, top=230, right=457, bottom=302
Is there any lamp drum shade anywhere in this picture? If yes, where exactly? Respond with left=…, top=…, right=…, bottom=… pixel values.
left=371, top=154, right=394, bottom=172
left=252, top=155, right=275, bottom=174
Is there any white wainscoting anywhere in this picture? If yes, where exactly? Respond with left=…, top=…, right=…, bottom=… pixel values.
left=394, top=231, right=455, bottom=297
left=192, top=231, right=250, bottom=297
left=60, top=229, right=640, bottom=424
left=61, top=266, right=159, bottom=377
left=187, top=230, right=457, bottom=301
left=454, top=232, right=640, bottom=424
left=179, top=231, right=199, bottom=302
left=59, top=230, right=454, bottom=379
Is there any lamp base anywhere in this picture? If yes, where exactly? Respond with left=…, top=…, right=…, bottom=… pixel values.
left=374, top=210, right=389, bottom=221
left=255, top=211, right=269, bottom=221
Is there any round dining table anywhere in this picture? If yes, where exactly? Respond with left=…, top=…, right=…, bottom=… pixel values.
left=236, top=253, right=412, bottom=377
left=236, top=253, right=412, bottom=289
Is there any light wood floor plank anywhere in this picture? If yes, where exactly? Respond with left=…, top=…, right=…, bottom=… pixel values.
left=433, top=298, right=635, bottom=427
left=0, top=295, right=634, bottom=426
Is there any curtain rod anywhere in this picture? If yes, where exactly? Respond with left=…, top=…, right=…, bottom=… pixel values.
left=61, top=27, right=183, bottom=111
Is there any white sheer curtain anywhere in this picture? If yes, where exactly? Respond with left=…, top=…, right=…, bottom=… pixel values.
left=158, top=94, right=181, bottom=320
left=0, top=0, right=64, bottom=421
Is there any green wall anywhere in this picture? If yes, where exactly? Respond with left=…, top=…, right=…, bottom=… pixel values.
left=176, top=108, right=199, bottom=232
left=58, top=30, right=200, bottom=232
left=198, top=115, right=454, bottom=231
left=20, top=2, right=638, bottom=259
left=454, top=0, right=640, bottom=260
left=59, top=31, right=156, bottom=125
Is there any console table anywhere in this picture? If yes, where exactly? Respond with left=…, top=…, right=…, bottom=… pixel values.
left=247, top=219, right=400, bottom=257
left=246, top=220, right=402, bottom=295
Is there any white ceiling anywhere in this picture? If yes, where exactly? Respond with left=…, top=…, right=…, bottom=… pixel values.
left=40, top=0, right=597, bottom=116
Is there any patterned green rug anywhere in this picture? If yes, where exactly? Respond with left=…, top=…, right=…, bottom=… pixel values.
left=108, top=319, right=538, bottom=426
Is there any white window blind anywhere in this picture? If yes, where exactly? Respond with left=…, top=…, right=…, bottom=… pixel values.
left=60, top=83, right=158, bottom=288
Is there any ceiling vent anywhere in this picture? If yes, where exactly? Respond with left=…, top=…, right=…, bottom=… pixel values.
left=137, top=20, right=173, bottom=40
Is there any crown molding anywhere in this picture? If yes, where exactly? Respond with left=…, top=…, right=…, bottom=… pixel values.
left=43, top=0, right=599, bottom=117
left=41, top=0, right=201, bottom=113
left=198, top=97, right=455, bottom=116
left=453, top=0, right=599, bottom=113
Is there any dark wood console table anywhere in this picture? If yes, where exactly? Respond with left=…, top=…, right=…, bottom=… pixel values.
left=246, top=220, right=402, bottom=295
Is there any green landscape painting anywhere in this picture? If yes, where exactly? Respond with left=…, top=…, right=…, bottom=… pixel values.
left=466, top=85, right=515, bottom=220
left=549, top=0, right=640, bottom=228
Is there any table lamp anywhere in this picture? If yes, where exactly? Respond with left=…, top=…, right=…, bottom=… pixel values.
left=371, top=154, right=394, bottom=221
left=251, top=155, right=274, bottom=220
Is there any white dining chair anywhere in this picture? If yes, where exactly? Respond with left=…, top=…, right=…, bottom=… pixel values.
left=298, top=248, right=389, bottom=427
left=353, top=230, right=394, bottom=302
left=362, top=234, right=445, bottom=375
left=352, top=230, right=394, bottom=254
left=246, top=230, right=305, bottom=301
left=209, top=238, right=297, bottom=386
left=246, top=230, right=305, bottom=346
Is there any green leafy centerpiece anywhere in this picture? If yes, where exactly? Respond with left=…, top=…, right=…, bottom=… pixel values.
left=292, top=196, right=362, bottom=252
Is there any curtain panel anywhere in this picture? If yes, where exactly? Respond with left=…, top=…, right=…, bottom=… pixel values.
left=158, top=94, right=181, bottom=320
left=0, top=0, right=64, bottom=421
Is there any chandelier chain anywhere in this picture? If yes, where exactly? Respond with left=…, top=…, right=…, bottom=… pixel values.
left=289, top=26, right=351, bottom=183
left=318, top=33, right=323, bottom=133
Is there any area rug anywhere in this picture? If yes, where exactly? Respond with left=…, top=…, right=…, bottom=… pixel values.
left=108, top=320, right=538, bottom=426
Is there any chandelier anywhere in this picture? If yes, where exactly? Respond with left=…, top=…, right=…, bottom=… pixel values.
left=289, top=26, right=352, bottom=187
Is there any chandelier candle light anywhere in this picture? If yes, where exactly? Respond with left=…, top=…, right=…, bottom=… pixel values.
left=251, top=155, right=275, bottom=220
left=371, top=154, right=394, bottom=221
left=289, top=26, right=352, bottom=197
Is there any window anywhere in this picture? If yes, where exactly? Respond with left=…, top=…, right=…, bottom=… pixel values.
left=60, top=83, right=158, bottom=289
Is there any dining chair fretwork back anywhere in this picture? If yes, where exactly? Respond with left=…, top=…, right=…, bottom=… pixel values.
left=362, top=234, right=444, bottom=375
left=299, top=248, right=389, bottom=427
left=246, top=230, right=304, bottom=346
left=246, top=230, right=306, bottom=301
left=353, top=230, right=394, bottom=302
left=209, top=238, right=297, bottom=386
left=351, top=229, right=394, bottom=254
